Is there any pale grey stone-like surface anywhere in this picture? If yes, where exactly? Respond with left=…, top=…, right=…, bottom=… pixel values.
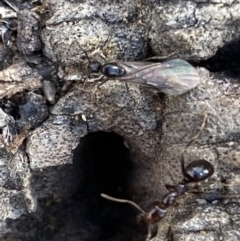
left=150, top=1, right=240, bottom=60
left=0, top=61, right=42, bottom=99
left=42, top=0, right=149, bottom=67
left=0, top=149, right=36, bottom=235
left=153, top=69, right=240, bottom=240
left=0, top=108, right=16, bottom=145
left=42, top=0, right=240, bottom=68
left=170, top=203, right=240, bottom=241
left=0, top=0, right=240, bottom=241
left=26, top=115, right=88, bottom=200
left=17, top=10, right=42, bottom=55
left=11, top=68, right=239, bottom=241
left=48, top=82, right=163, bottom=202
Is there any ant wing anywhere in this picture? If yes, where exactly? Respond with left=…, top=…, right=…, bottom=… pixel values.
left=117, top=59, right=201, bottom=96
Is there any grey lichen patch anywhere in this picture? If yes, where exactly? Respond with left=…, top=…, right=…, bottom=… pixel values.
left=17, top=10, right=42, bottom=55
left=2, top=0, right=240, bottom=240
left=0, top=61, right=42, bottom=99
left=171, top=203, right=240, bottom=241
left=25, top=80, right=163, bottom=207
left=211, top=72, right=240, bottom=96
left=215, top=146, right=240, bottom=176
left=209, top=0, right=235, bottom=3
left=42, top=19, right=110, bottom=63
left=26, top=115, right=87, bottom=199
left=43, top=21, right=148, bottom=65
left=173, top=206, right=230, bottom=231
left=27, top=118, right=84, bottom=169
left=0, top=149, right=36, bottom=233
left=0, top=150, right=29, bottom=191
left=51, top=82, right=161, bottom=157
left=162, top=69, right=240, bottom=146
left=150, top=1, right=240, bottom=60
left=224, top=173, right=240, bottom=195
left=0, top=108, right=17, bottom=146
left=163, top=97, right=240, bottom=145
left=155, top=70, right=240, bottom=239
left=46, top=0, right=138, bottom=25
left=18, top=92, right=49, bottom=131
left=173, top=232, right=216, bottom=241
left=42, top=0, right=149, bottom=65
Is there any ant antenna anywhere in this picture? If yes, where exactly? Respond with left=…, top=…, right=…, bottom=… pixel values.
left=101, top=193, right=146, bottom=214
left=180, top=154, right=186, bottom=178
left=184, top=111, right=208, bottom=149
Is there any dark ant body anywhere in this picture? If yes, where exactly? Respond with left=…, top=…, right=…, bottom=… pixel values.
left=143, top=156, right=214, bottom=224
left=101, top=155, right=214, bottom=239
left=100, top=63, right=126, bottom=77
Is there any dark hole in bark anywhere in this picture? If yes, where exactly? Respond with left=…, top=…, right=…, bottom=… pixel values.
left=74, top=131, right=133, bottom=196
left=197, top=38, right=240, bottom=77
left=10, top=131, right=147, bottom=241
left=70, top=131, right=145, bottom=241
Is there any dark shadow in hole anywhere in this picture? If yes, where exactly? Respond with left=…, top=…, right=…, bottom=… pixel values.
left=72, top=131, right=145, bottom=241
left=198, top=38, right=240, bottom=78
left=74, top=131, right=133, bottom=197
left=6, top=131, right=147, bottom=241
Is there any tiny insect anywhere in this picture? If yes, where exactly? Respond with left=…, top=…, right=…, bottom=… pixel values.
left=90, top=58, right=201, bottom=96
left=101, top=155, right=214, bottom=240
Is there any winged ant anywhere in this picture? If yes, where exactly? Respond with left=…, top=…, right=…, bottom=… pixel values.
left=87, top=57, right=201, bottom=96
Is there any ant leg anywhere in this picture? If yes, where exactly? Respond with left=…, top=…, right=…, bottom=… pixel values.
left=136, top=212, right=145, bottom=226
left=125, top=82, right=129, bottom=92
left=96, top=78, right=109, bottom=88
left=101, top=28, right=113, bottom=58
left=121, top=31, right=132, bottom=96
left=82, top=78, right=89, bottom=89
left=172, top=202, right=179, bottom=207
left=91, top=75, right=105, bottom=83
left=144, top=52, right=178, bottom=61
left=185, top=111, right=208, bottom=149
left=193, top=182, right=204, bottom=193
left=188, top=184, right=205, bottom=196
left=180, top=154, right=194, bottom=183
left=145, top=224, right=158, bottom=241
left=165, top=184, right=175, bottom=191
left=180, top=154, right=186, bottom=178
left=98, top=54, right=107, bottom=63
left=82, top=68, right=92, bottom=89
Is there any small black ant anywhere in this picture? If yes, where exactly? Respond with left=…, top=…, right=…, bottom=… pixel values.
left=101, top=155, right=214, bottom=239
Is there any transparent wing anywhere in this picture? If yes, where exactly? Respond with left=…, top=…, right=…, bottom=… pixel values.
left=117, top=59, right=201, bottom=95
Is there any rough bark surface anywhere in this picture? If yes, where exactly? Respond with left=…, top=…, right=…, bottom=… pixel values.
left=0, top=0, right=240, bottom=241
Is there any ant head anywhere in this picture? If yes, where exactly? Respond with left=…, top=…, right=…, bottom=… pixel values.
left=180, top=155, right=214, bottom=184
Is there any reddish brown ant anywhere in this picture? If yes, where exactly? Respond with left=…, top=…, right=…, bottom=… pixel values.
left=101, top=156, right=214, bottom=239
left=101, top=112, right=214, bottom=240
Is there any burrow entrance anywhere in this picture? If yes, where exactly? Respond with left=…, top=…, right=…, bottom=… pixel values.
left=7, top=131, right=147, bottom=241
